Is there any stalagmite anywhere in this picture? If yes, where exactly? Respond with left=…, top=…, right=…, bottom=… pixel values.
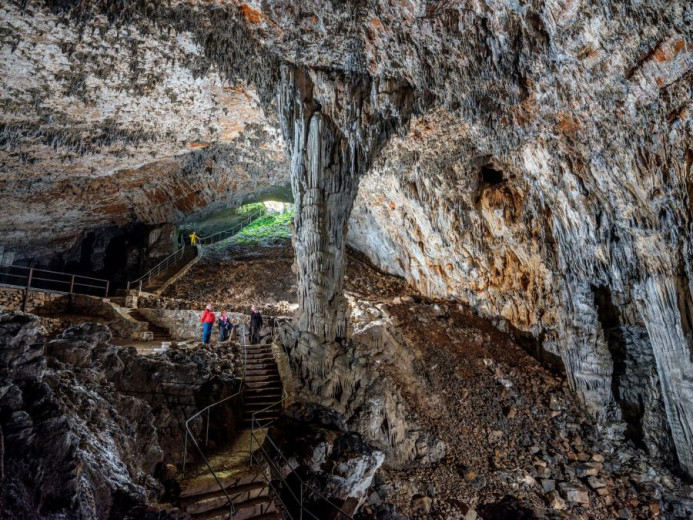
left=278, top=64, right=413, bottom=345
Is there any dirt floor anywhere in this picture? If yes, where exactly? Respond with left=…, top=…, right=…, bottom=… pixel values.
left=156, top=238, right=691, bottom=519
left=162, top=239, right=297, bottom=315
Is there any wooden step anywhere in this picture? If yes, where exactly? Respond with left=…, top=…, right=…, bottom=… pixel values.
left=245, top=370, right=276, bottom=376
left=180, top=473, right=264, bottom=498
left=245, top=373, right=280, bottom=380
left=243, top=405, right=282, bottom=414
left=244, top=393, right=283, bottom=401
left=243, top=397, right=282, bottom=405
left=248, top=513, right=282, bottom=520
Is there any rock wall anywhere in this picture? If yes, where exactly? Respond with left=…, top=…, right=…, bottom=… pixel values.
left=278, top=302, right=446, bottom=470
left=0, top=0, right=288, bottom=261
left=0, top=312, right=242, bottom=518
left=0, top=286, right=69, bottom=314
left=339, top=2, right=693, bottom=475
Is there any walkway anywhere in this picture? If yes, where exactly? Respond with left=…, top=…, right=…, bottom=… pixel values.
left=177, top=340, right=283, bottom=520
left=178, top=430, right=279, bottom=520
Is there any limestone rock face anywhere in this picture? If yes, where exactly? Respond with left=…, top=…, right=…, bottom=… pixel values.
left=1, top=0, right=692, bottom=478
left=0, top=0, right=288, bottom=260
left=265, top=402, right=385, bottom=515
left=0, top=313, right=241, bottom=518
left=278, top=64, right=413, bottom=344
left=278, top=305, right=446, bottom=470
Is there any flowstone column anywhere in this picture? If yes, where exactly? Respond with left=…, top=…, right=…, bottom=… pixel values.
left=278, top=65, right=412, bottom=345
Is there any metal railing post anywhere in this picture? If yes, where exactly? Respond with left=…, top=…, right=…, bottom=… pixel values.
left=138, top=280, right=143, bottom=294
left=206, top=408, right=210, bottom=446
left=104, top=280, right=109, bottom=297
left=21, top=267, right=34, bottom=312
left=250, top=428, right=254, bottom=465
left=300, top=482, right=304, bottom=520
left=126, top=280, right=130, bottom=293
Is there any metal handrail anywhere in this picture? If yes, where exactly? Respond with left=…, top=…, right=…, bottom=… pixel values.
left=181, top=324, right=248, bottom=517
left=249, top=318, right=354, bottom=520
left=197, top=209, right=265, bottom=246
left=0, top=265, right=110, bottom=304
left=126, top=210, right=265, bottom=292
left=128, top=245, right=189, bottom=289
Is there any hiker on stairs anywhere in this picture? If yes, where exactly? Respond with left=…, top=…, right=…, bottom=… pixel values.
left=200, top=304, right=215, bottom=344
left=249, top=305, right=263, bottom=345
left=218, top=310, right=231, bottom=342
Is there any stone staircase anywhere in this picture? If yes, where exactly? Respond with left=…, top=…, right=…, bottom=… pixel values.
left=178, top=471, right=279, bottom=520
left=142, top=246, right=198, bottom=293
left=176, top=340, right=284, bottom=520
left=242, top=341, right=283, bottom=428
left=128, top=308, right=172, bottom=342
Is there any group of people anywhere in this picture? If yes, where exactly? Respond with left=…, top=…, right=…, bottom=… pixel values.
left=200, top=304, right=263, bottom=345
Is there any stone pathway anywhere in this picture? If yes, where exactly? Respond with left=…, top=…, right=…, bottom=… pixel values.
left=177, top=429, right=280, bottom=520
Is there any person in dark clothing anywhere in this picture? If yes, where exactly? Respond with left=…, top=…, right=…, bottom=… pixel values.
left=249, top=305, right=263, bottom=345
left=218, top=310, right=231, bottom=342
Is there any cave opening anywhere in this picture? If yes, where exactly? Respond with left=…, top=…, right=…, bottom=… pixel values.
left=592, top=285, right=645, bottom=449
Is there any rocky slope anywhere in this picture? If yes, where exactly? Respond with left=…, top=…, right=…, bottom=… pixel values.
left=1, top=0, right=691, bottom=481
left=0, top=312, right=242, bottom=519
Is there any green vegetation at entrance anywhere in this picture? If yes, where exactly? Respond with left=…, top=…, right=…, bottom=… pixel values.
left=233, top=209, right=293, bottom=244
left=237, top=202, right=265, bottom=214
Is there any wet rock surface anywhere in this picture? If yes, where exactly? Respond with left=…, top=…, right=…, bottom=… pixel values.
left=0, top=311, right=241, bottom=519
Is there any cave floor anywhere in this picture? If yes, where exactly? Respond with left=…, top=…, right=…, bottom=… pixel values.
left=34, top=237, right=689, bottom=518
left=154, top=238, right=688, bottom=519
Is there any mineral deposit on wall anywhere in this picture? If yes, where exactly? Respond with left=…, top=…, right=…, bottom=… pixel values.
left=0, top=0, right=691, bottom=477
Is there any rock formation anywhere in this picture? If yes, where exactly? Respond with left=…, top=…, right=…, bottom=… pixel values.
left=0, top=312, right=242, bottom=518
left=265, top=402, right=385, bottom=516
left=1, top=0, right=692, bottom=481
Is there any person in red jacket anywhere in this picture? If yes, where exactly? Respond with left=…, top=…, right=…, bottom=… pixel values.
left=201, top=304, right=215, bottom=344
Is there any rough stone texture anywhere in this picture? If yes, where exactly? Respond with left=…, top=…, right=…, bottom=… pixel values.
left=0, top=312, right=242, bottom=518
left=0, top=0, right=288, bottom=261
left=0, top=285, right=69, bottom=314
left=0, top=0, right=692, bottom=478
left=278, top=64, right=413, bottom=345
left=265, top=402, right=385, bottom=516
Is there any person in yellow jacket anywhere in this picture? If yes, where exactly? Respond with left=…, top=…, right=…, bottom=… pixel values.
left=189, top=232, right=199, bottom=245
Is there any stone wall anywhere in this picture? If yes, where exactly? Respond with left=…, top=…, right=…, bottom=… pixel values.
left=0, top=286, right=68, bottom=314
left=137, top=308, right=247, bottom=341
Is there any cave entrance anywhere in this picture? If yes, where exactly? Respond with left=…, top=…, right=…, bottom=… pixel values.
left=177, top=201, right=294, bottom=243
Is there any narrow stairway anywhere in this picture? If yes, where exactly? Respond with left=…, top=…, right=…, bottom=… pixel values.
left=128, top=308, right=172, bottom=342
left=178, top=469, right=279, bottom=520
left=242, top=341, right=283, bottom=428
left=142, top=246, right=198, bottom=293
left=176, top=339, right=284, bottom=520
